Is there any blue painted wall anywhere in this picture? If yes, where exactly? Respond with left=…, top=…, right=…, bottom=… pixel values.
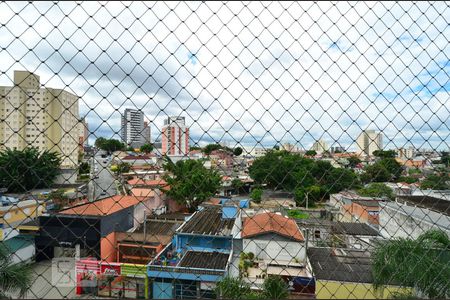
left=176, top=234, right=231, bottom=252
left=153, top=280, right=173, bottom=299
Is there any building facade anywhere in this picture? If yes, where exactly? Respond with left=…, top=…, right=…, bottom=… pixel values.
left=0, top=70, right=80, bottom=168
left=356, top=130, right=383, bottom=157
left=143, top=121, right=151, bottom=145
left=121, top=108, right=145, bottom=148
left=161, top=116, right=189, bottom=156
left=311, top=139, right=329, bottom=154
left=78, top=116, right=89, bottom=151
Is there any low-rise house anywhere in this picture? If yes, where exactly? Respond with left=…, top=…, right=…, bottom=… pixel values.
left=308, top=247, right=411, bottom=299
left=147, top=205, right=241, bottom=299
left=35, top=195, right=159, bottom=261
left=296, top=219, right=380, bottom=249
left=329, top=191, right=387, bottom=226
left=0, top=196, right=46, bottom=228
left=75, top=214, right=186, bottom=298
left=239, top=212, right=315, bottom=297
left=379, top=195, right=450, bottom=239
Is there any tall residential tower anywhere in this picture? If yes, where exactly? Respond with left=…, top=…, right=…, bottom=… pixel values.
left=356, top=129, right=383, bottom=157
left=121, top=108, right=145, bottom=148
left=161, top=116, right=189, bottom=156
left=0, top=70, right=80, bottom=168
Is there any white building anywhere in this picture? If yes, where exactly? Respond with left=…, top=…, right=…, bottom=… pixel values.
left=397, top=146, right=415, bottom=160
left=356, top=130, right=383, bottom=157
left=161, top=116, right=189, bottom=156
left=311, top=139, right=329, bottom=154
left=121, top=108, right=145, bottom=148
left=0, top=70, right=80, bottom=168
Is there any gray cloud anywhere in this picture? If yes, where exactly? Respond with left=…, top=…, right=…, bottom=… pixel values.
left=0, top=1, right=448, bottom=150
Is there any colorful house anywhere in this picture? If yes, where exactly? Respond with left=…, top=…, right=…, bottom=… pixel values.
left=147, top=205, right=241, bottom=299
left=240, top=212, right=315, bottom=297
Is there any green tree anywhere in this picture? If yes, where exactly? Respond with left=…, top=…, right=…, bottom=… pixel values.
left=358, top=183, right=394, bottom=200
left=79, top=161, right=90, bottom=174
left=294, top=185, right=325, bottom=208
left=373, top=150, right=397, bottom=159
left=421, top=174, right=449, bottom=190
left=231, top=178, right=244, bottom=194
left=347, top=156, right=362, bottom=168
left=215, top=276, right=251, bottom=299
left=397, top=176, right=418, bottom=184
left=325, top=168, right=360, bottom=194
left=273, top=144, right=280, bottom=151
left=0, top=147, right=61, bottom=192
left=0, top=244, right=33, bottom=298
left=233, top=147, right=243, bottom=156
left=362, top=163, right=392, bottom=183
left=379, top=158, right=403, bottom=180
left=262, top=275, right=289, bottom=299
left=163, top=157, right=221, bottom=212
left=372, top=229, right=450, bottom=298
left=111, top=162, right=131, bottom=175
left=140, top=143, right=154, bottom=154
left=203, top=143, right=222, bottom=155
left=250, top=188, right=263, bottom=203
left=305, top=150, right=317, bottom=156
left=95, top=138, right=126, bottom=154
left=48, top=189, right=70, bottom=208
left=127, top=146, right=135, bottom=152
left=440, top=152, right=449, bottom=167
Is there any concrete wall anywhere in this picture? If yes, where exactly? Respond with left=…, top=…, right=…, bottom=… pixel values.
left=243, top=237, right=306, bottom=262
left=379, top=202, right=450, bottom=239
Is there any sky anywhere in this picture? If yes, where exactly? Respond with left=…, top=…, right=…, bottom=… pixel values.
left=0, top=1, right=449, bottom=151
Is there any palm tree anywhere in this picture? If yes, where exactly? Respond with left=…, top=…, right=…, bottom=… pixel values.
left=372, top=229, right=450, bottom=299
left=216, top=276, right=252, bottom=299
left=0, top=245, right=32, bottom=298
left=262, top=275, right=289, bottom=299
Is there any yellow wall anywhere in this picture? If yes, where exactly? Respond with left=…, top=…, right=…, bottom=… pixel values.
left=316, top=280, right=412, bottom=299
left=0, top=202, right=46, bottom=227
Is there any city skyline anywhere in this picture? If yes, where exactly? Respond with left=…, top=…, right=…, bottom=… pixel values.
left=0, top=2, right=448, bottom=152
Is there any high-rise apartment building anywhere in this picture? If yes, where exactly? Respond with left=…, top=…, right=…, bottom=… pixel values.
left=397, top=146, right=415, bottom=160
left=311, top=139, right=329, bottom=154
left=121, top=108, right=144, bottom=148
left=356, top=130, right=383, bottom=157
left=161, top=116, right=189, bottom=155
left=0, top=71, right=80, bottom=168
left=78, top=116, right=89, bottom=152
left=143, top=121, right=151, bottom=144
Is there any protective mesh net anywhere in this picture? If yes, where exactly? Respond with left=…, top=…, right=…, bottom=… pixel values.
left=0, top=1, right=449, bottom=299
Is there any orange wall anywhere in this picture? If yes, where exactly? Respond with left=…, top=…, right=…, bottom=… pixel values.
left=100, top=231, right=117, bottom=263
left=342, top=203, right=379, bottom=225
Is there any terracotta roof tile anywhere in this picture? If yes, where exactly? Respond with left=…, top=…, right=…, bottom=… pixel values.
left=242, top=212, right=304, bottom=241
left=59, top=195, right=147, bottom=216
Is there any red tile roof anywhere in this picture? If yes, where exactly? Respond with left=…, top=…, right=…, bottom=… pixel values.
left=127, top=179, right=167, bottom=186
left=130, top=188, right=156, bottom=198
left=59, top=195, right=147, bottom=216
left=242, top=212, right=304, bottom=241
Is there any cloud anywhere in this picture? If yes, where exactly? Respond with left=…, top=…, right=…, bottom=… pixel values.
left=0, top=1, right=448, bottom=151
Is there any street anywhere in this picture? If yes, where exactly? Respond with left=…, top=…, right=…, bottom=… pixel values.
left=88, top=154, right=117, bottom=201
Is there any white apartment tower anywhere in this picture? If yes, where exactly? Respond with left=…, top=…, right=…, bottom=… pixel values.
left=121, top=108, right=145, bottom=148
left=311, top=139, right=329, bottom=154
left=356, top=130, right=383, bottom=157
left=0, top=71, right=80, bottom=168
left=161, top=116, right=189, bottom=156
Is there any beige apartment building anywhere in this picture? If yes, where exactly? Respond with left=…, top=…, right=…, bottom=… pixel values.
left=0, top=71, right=80, bottom=168
left=356, top=129, right=383, bottom=157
